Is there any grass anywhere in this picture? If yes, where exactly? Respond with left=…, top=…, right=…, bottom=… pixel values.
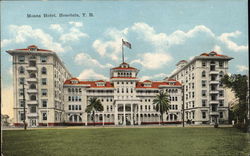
left=2, top=127, right=250, bottom=156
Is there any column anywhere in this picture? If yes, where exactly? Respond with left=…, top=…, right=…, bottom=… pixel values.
left=114, top=104, right=118, bottom=125
left=102, top=112, right=104, bottom=126
left=123, top=104, right=126, bottom=126
left=138, top=104, right=141, bottom=125
left=131, top=104, right=134, bottom=125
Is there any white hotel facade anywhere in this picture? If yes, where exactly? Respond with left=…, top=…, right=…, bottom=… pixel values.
left=7, top=45, right=232, bottom=127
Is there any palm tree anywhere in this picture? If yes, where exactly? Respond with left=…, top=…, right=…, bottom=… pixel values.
left=85, top=97, right=104, bottom=126
left=153, top=91, right=170, bottom=125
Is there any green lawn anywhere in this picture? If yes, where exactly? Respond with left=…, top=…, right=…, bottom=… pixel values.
left=2, top=127, right=250, bottom=156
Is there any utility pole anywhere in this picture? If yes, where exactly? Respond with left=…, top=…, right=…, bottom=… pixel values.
left=22, top=82, right=27, bottom=130
left=182, top=85, right=185, bottom=127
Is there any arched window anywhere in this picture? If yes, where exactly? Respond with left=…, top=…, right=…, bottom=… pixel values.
left=219, top=71, right=224, bottom=78
left=202, top=71, right=206, bottom=77
left=19, top=66, right=25, bottom=74
left=29, top=84, right=36, bottom=89
left=30, top=95, right=36, bottom=101
left=41, top=67, right=47, bottom=74
left=30, top=73, right=36, bottom=78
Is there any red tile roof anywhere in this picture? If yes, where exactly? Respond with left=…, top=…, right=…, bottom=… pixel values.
left=111, top=77, right=137, bottom=79
left=200, top=51, right=227, bottom=57
left=136, top=81, right=181, bottom=88
left=14, top=45, right=52, bottom=52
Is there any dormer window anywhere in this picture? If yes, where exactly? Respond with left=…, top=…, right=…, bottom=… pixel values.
left=169, top=82, right=176, bottom=85
left=71, top=80, right=79, bottom=84
left=96, top=81, right=105, bottom=86
left=28, top=45, right=38, bottom=51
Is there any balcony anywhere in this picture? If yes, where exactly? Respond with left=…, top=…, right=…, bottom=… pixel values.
left=209, top=111, right=219, bottom=116
left=209, top=90, right=219, bottom=94
left=27, top=113, right=38, bottom=117
left=26, top=78, right=38, bottom=83
left=27, top=100, right=38, bottom=105
left=27, top=89, right=38, bottom=94
left=210, top=100, right=219, bottom=104
left=26, top=66, right=37, bottom=71
left=209, top=70, right=219, bottom=75
left=210, top=80, right=219, bottom=84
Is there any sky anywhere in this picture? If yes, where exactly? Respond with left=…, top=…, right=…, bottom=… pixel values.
left=1, top=0, right=248, bottom=118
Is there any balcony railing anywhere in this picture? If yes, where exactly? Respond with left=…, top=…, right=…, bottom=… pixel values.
left=26, top=66, right=37, bottom=71
left=26, top=78, right=38, bottom=83
left=27, top=100, right=38, bottom=105
left=27, top=89, right=38, bottom=94
left=209, top=90, right=219, bottom=94
left=27, top=113, right=38, bottom=117
left=209, top=111, right=219, bottom=116
left=209, top=70, right=219, bottom=75
left=210, top=100, right=219, bottom=104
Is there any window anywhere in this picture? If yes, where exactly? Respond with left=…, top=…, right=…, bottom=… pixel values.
left=202, top=61, right=206, bottom=67
left=219, top=90, right=224, bottom=97
left=18, top=56, right=25, bottom=63
left=19, top=89, right=24, bottom=96
left=68, top=96, right=71, bottom=101
left=20, top=112, right=24, bottom=121
left=202, top=90, right=206, bottom=97
left=30, top=95, right=36, bottom=101
left=30, top=106, right=36, bottom=113
left=41, top=89, right=48, bottom=96
left=69, top=105, right=71, bottom=110
left=220, top=112, right=223, bottom=118
left=41, top=56, right=47, bottom=63
left=19, top=100, right=24, bottom=107
left=72, top=105, right=75, bottom=110
left=219, top=100, right=224, bottom=106
left=42, top=100, right=47, bottom=107
left=29, top=84, right=36, bottom=89
left=19, top=78, right=25, bottom=85
left=202, top=100, right=206, bottom=107
left=219, top=71, right=224, bottom=78
left=202, top=71, right=206, bottom=77
left=219, top=61, right=224, bottom=68
left=41, top=78, right=47, bottom=85
left=202, top=80, right=206, bottom=87
left=42, top=112, right=47, bottom=120
left=202, top=112, right=206, bottom=119
left=19, top=66, right=25, bottom=74
left=41, top=67, right=47, bottom=74
left=79, top=105, right=82, bottom=110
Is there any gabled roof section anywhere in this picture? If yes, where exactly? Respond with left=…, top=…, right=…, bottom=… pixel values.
left=112, top=62, right=137, bottom=70
left=136, top=80, right=181, bottom=88
left=64, top=78, right=114, bottom=88
left=10, top=45, right=52, bottom=52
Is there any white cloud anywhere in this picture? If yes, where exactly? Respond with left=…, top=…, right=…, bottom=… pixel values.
left=213, top=45, right=223, bottom=53
left=69, top=21, right=83, bottom=27
left=131, top=23, right=215, bottom=48
left=74, top=53, right=113, bottom=68
left=49, top=24, right=63, bottom=33
left=131, top=52, right=172, bottom=69
left=92, top=28, right=130, bottom=62
left=78, top=69, right=108, bottom=80
left=236, top=65, right=249, bottom=72
left=60, top=27, right=88, bottom=42
left=1, top=25, right=68, bottom=52
left=219, top=31, right=248, bottom=52
left=140, top=73, right=168, bottom=81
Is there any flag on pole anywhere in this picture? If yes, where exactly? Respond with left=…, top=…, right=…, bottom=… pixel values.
left=122, top=39, right=132, bottom=49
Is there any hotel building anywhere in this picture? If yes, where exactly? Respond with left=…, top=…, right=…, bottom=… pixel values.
left=7, top=45, right=183, bottom=126
left=168, top=51, right=233, bottom=124
left=7, top=45, right=72, bottom=127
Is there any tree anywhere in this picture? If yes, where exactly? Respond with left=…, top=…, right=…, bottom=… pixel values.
left=221, top=74, right=248, bottom=127
left=85, top=97, right=104, bottom=126
left=153, top=91, right=170, bottom=125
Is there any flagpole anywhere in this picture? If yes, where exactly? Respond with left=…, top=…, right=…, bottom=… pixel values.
left=122, top=39, right=124, bottom=63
